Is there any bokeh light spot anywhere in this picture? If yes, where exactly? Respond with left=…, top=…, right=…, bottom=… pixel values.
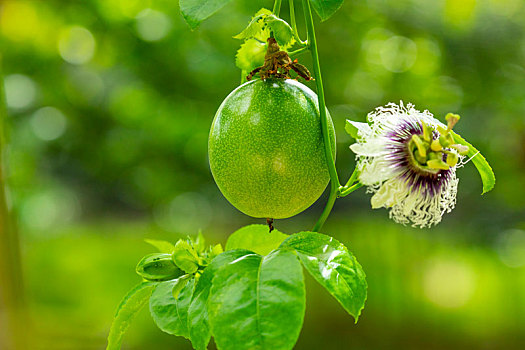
left=345, top=71, right=384, bottom=104
left=30, top=107, right=67, bottom=141
left=135, top=9, right=172, bottom=42
left=444, top=0, right=477, bottom=31
left=0, top=1, right=39, bottom=42
left=154, top=193, right=212, bottom=233
left=423, top=258, right=476, bottom=308
left=362, top=28, right=392, bottom=70
left=65, top=68, right=105, bottom=105
left=496, top=229, right=525, bottom=268
left=422, top=76, right=463, bottom=112
left=4, top=74, right=37, bottom=109
left=119, top=0, right=152, bottom=18
left=488, top=0, right=523, bottom=18
left=380, top=36, right=417, bottom=73
left=58, top=26, right=96, bottom=65
left=21, top=193, right=59, bottom=230
left=412, top=38, right=441, bottom=76
left=21, top=190, right=81, bottom=231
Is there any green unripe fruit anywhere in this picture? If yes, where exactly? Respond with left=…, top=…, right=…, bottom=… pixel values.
left=208, top=78, right=336, bottom=219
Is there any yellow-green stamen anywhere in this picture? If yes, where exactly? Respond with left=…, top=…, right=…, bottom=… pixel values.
left=427, top=159, right=450, bottom=170
left=411, top=134, right=427, bottom=158
left=446, top=152, right=458, bottom=167
left=445, top=113, right=460, bottom=130
left=431, top=139, right=442, bottom=151
left=408, top=114, right=469, bottom=173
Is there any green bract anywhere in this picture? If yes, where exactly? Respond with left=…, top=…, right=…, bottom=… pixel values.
left=208, top=78, right=336, bottom=219
left=136, top=253, right=184, bottom=282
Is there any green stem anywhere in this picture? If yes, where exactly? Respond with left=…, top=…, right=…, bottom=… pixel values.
left=303, top=0, right=340, bottom=232
left=339, top=183, right=363, bottom=197
left=343, top=168, right=359, bottom=188
left=313, top=180, right=363, bottom=232
left=273, top=0, right=282, bottom=16
left=312, top=188, right=337, bottom=232
left=289, top=0, right=306, bottom=45
left=288, top=45, right=310, bottom=59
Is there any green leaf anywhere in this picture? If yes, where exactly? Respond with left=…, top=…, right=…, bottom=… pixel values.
left=280, top=231, right=367, bottom=322
left=345, top=120, right=370, bottom=140
left=234, top=11, right=294, bottom=46
left=209, top=243, right=224, bottom=258
left=106, top=282, right=156, bottom=350
left=149, top=277, right=195, bottom=338
left=194, top=232, right=206, bottom=253
left=208, top=250, right=305, bottom=350
left=233, top=8, right=272, bottom=41
left=179, top=0, right=235, bottom=29
left=144, top=239, right=175, bottom=253
left=451, top=131, right=495, bottom=194
left=235, top=39, right=267, bottom=72
left=265, top=15, right=295, bottom=47
left=188, top=250, right=253, bottom=350
left=309, top=0, right=345, bottom=21
left=172, top=275, right=192, bottom=299
left=225, top=224, right=288, bottom=256
left=172, top=239, right=200, bottom=274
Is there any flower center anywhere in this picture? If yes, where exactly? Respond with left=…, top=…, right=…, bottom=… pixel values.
left=406, top=114, right=468, bottom=173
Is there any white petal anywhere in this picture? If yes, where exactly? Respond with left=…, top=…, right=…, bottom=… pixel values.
left=359, top=157, right=396, bottom=185
left=370, top=178, right=408, bottom=208
left=350, top=141, right=383, bottom=157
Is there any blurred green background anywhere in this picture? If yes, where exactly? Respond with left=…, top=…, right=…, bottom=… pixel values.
left=1, top=0, right=525, bottom=349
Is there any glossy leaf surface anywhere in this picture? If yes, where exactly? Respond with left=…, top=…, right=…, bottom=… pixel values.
left=280, top=231, right=367, bottom=321
left=208, top=250, right=305, bottom=350
left=309, top=0, right=345, bottom=21
left=188, top=249, right=253, bottom=350
left=149, top=277, right=195, bottom=338
left=451, top=131, right=495, bottom=194
left=180, top=0, right=235, bottom=29
left=225, top=224, right=288, bottom=255
left=106, top=282, right=156, bottom=350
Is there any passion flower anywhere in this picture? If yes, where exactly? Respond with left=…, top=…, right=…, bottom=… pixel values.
left=349, top=102, right=469, bottom=228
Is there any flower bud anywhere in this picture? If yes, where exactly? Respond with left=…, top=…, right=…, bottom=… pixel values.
left=136, top=253, right=184, bottom=281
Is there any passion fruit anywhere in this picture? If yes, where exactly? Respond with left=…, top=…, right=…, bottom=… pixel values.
left=208, top=78, right=335, bottom=219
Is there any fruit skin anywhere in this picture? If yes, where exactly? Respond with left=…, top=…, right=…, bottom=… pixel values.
left=208, top=78, right=336, bottom=219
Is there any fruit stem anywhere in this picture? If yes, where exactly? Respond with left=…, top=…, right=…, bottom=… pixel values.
left=289, top=0, right=307, bottom=45
left=273, top=0, right=282, bottom=16
left=288, top=45, right=310, bottom=59
left=312, top=190, right=337, bottom=232
left=339, top=183, right=363, bottom=198
left=343, top=168, right=359, bottom=189
left=302, top=0, right=340, bottom=232
left=266, top=218, right=275, bottom=232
